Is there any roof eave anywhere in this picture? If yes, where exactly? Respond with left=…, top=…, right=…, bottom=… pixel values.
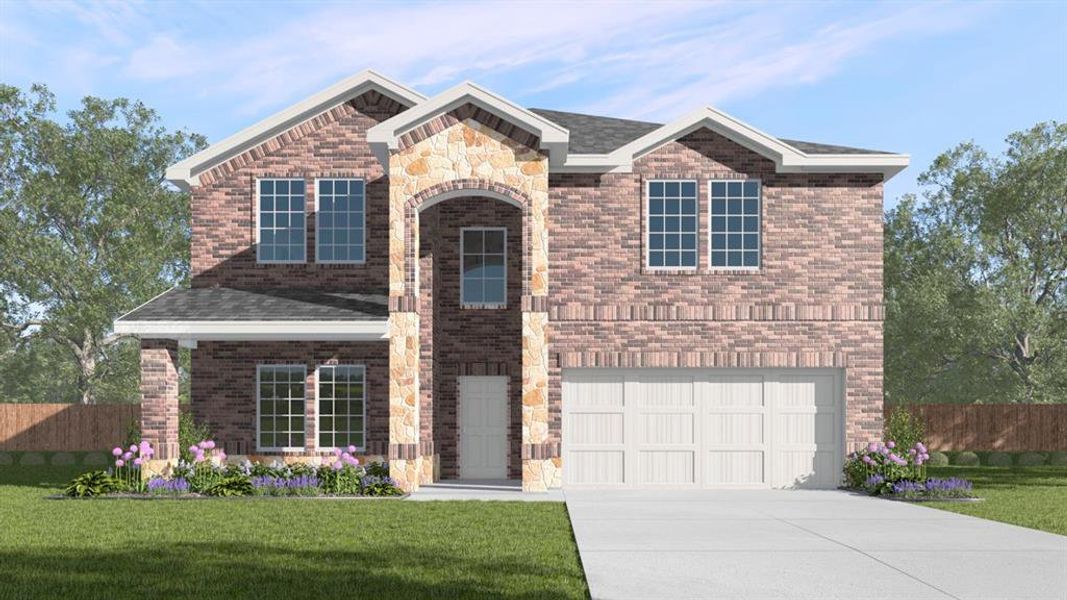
left=113, top=319, right=389, bottom=341
left=165, top=70, right=425, bottom=189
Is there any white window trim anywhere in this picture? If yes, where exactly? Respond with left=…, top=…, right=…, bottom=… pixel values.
left=314, top=364, right=367, bottom=453
left=314, top=178, right=367, bottom=265
left=255, top=177, right=308, bottom=265
left=460, top=226, right=508, bottom=308
left=708, top=179, right=762, bottom=271
left=645, top=179, right=700, bottom=271
left=256, top=364, right=308, bottom=452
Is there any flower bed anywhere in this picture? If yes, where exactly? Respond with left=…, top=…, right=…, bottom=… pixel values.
left=62, top=440, right=405, bottom=499
left=844, top=440, right=977, bottom=501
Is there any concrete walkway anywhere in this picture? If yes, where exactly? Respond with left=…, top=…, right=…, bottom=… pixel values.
left=408, top=479, right=564, bottom=502
left=564, top=489, right=1067, bottom=600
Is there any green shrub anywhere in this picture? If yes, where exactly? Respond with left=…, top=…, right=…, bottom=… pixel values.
left=954, top=451, right=980, bottom=466
left=1018, top=452, right=1047, bottom=466
left=1050, top=451, right=1067, bottom=466
left=178, top=413, right=214, bottom=463
left=926, top=451, right=949, bottom=466
left=884, top=407, right=926, bottom=452
left=318, top=465, right=363, bottom=495
left=365, top=461, right=390, bottom=478
left=985, top=452, right=1013, bottom=467
left=204, top=475, right=253, bottom=497
left=64, top=471, right=117, bottom=497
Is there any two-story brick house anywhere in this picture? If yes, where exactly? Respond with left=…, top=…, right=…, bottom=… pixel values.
left=115, top=70, right=907, bottom=491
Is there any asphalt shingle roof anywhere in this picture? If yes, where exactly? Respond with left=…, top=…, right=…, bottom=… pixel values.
left=529, top=108, right=893, bottom=156
left=118, top=288, right=388, bottom=321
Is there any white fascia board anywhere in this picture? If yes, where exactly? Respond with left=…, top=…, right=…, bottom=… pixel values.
left=165, top=70, right=426, bottom=190
left=593, top=105, right=909, bottom=180
left=113, top=320, right=389, bottom=341
left=367, top=81, right=570, bottom=166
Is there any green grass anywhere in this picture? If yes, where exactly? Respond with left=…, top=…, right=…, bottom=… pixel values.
left=0, top=466, right=588, bottom=599
left=925, top=465, right=1067, bottom=535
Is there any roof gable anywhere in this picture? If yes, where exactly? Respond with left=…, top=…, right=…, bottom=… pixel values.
left=366, top=81, right=570, bottom=167
left=165, top=70, right=425, bottom=189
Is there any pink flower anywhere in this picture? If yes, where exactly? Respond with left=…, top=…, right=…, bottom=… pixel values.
left=112, top=447, right=123, bottom=457
left=188, top=445, right=199, bottom=454
left=133, top=458, right=142, bottom=466
left=346, top=445, right=356, bottom=454
left=203, top=440, right=216, bottom=450
left=866, top=442, right=878, bottom=453
left=115, top=459, right=125, bottom=467
left=139, top=441, right=152, bottom=454
left=122, top=451, right=133, bottom=461
left=129, top=444, right=138, bottom=452
left=333, top=448, right=343, bottom=457
left=333, top=461, right=343, bottom=469
left=862, top=455, right=873, bottom=465
left=886, top=441, right=896, bottom=449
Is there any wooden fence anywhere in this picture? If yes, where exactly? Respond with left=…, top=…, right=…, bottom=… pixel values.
left=886, top=404, right=1067, bottom=451
left=0, top=403, right=141, bottom=452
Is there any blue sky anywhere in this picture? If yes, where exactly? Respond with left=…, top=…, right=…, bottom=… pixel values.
left=1, top=0, right=1064, bottom=206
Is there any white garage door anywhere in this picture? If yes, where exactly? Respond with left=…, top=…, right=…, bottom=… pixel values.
left=562, top=369, right=843, bottom=489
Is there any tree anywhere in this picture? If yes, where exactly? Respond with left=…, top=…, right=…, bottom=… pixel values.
left=885, top=122, right=1067, bottom=404
left=0, top=83, right=205, bottom=403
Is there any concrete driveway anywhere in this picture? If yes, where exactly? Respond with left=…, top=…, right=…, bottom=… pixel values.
left=564, top=489, right=1067, bottom=600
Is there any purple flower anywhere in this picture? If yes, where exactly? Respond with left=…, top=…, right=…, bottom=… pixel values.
left=112, top=447, right=123, bottom=457
left=866, top=442, right=878, bottom=453
left=203, top=440, right=216, bottom=450
left=333, top=460, right=343, bottom=469
left=862, top=455, right=873, bottom=465
left=132, top=458, right=143, bottom=467
left=916, top=442, right=927, bottom=453
left=188, top=445, right=199, bottom=454
left=129, top=444, right=138, bottom=452
left=346, top=445, right=357, bottom=454
left=333, top=448, right=343, bottom=457
left=887, top=441, right=896, bottom=449
left=115, top=459, right=125, bottom=467
left=122, top=451, right=133, bottom=461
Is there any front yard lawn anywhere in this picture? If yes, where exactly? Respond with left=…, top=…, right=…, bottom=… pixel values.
left=925, top=465, right=1067, bottom=536
left=0, top=466, right=588, bottom=599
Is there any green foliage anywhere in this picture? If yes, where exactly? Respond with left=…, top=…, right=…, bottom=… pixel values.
left=885, top=407, right=926, bottom=451
left=926, top=451, right=950, bottom=466
left=365, top=461, right=391, bottom=478
left=1018, top=452, right=1048, bottom=466
left=0, top=83, right=205, bottom=404
left=203, top=475, right=253, bottom=497
left=954, top=451, right=981, bottom=466
left=884, top=122, right=1067, bottom=405
left=1049, top=452, right=1067, bottom=466
left=178, top=413, right=213, bottom=463
left=986, top=452, right=1014, bottom=467
left=318, top=465, right=363, bottom=496
left=64, top=471, right=117, bottom=497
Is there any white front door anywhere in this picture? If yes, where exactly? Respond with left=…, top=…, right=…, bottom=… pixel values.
left=458, top=376, right=509, bottom=479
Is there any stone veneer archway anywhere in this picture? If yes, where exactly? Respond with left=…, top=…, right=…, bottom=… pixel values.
left=386, top=113, right=555, bottom=491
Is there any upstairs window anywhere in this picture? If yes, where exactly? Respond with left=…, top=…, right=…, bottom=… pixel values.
left=257, top=179, right=306, bottom=263
left=710, top=180, right=760, bottom=268
left=647, top=180, right=698, bottom=269
left=461, top=228, right=507, bottom=307
left=316, top=179, right=366, bottom=263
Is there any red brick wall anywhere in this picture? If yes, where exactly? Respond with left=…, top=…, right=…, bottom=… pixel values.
left=547, top=128, right=885, bottom=448
left=190, top=341, right=389, bottom=455
left=140, top=339, right=180, bottom=459
left=419, top=197, right=524, bottom=478
left=190, top=91, right=404, bottom=291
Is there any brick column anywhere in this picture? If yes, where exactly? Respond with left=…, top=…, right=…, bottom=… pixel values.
left=140, top=339, right=180, bottom=461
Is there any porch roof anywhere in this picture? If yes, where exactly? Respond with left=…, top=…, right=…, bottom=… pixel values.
left=114, top=288, right=389, bottom=342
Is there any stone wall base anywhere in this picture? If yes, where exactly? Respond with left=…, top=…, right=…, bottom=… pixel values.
left=522, top=457, right=562, bottom=491
left=390, top=457, right=423, bottom=492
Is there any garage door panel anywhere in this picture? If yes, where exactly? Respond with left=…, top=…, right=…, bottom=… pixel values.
left=569, top=413, right=625, bottom=445
left=638, top=451, right=695, bottom=484
left=569, top=450, right=625, bottom=484
left=635, top=375, right=695, bottom=407
left=639, top=413, right=695, bottom=444
left=705, top=377, right=764, bottom=407
left=706, top=450, right=765, bottom=485
left=563, top=369, right=842, bottom=489
left=705, top=413, right=763, bottom=445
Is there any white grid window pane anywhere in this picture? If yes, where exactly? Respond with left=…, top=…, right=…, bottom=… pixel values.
left=317, top=365, right=366, bottom=449
left=258, top=179, right=306, bottom=262
left=461, top=229, right=506, bottom=306
left=648, top=180, right=698, bottom=268
left=317, top=179, right=365, bottom=263
left=710, top=180, right=760, bottom=268
left=258, top=365, right=306, bottom=450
